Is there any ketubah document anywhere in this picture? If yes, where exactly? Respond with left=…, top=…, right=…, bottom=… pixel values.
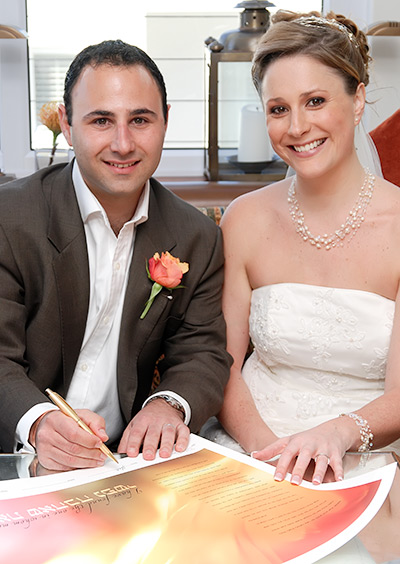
left=0, top=435, right=396, bottom=564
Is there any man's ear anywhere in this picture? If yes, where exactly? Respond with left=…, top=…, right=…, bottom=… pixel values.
left=58, top=104, right=73, bottom=147
left=164, top=103, right=171, bottom=131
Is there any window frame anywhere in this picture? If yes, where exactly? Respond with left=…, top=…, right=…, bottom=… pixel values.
left=1, top=0, right=381, bottom=179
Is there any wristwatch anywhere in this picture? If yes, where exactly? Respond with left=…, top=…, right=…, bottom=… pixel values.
left=147, top=394, right=185, bottom=418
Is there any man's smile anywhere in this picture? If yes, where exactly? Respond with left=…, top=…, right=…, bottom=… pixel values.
left=106, top=160, right=139, bottom=168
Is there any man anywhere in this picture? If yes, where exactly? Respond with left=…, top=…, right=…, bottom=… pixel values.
left=0, top=40, right=231, bottom=471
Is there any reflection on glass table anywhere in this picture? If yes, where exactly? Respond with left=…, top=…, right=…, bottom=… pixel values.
left=314, top=451, right=400, bottom=564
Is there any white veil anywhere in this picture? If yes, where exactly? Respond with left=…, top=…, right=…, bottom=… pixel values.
left=354, top=120, right=383, bottom=177
left=285, top=119, right=383, bottom=178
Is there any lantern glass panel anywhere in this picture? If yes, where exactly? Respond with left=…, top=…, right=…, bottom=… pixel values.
left=218, top=61, right=257, bottom=151
left=204, top=46, right=288, bottom=181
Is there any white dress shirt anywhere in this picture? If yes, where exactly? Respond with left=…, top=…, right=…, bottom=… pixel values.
left=65, top=162, right=149, bottom=443
left=15, top=163, right=190, bottom=452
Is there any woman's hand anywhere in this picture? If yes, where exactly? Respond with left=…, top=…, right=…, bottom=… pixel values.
left=252, top=420, right=353, bottom=485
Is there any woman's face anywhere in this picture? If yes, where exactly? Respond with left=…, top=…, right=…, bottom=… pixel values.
left=261, top=54, right=365, bottom=179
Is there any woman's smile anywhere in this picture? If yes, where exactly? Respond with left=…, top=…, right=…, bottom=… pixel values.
left=292, top=138, right=326, bottom=153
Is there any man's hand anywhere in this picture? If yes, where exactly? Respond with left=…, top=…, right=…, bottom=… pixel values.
left=117, top=399, right=190, bottom=460
left=32, top=409, right=109, bottom=471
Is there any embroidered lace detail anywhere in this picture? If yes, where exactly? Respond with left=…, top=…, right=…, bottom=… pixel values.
left=298, top=288, right=365, bottom=366
left=250, top=288, right=290, bottom=364
left=244, top=284, right=394, bottom=431
left=204, top=284, right=398, bottom=451
left=362, top=347, right=388, bottom=381
left=292, top=391, right=351, bottom=420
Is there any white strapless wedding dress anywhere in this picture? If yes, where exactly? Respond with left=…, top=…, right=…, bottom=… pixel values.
left=203, top=283, right=400, bottom=454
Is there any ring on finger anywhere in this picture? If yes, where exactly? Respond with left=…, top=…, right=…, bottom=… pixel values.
left=314, top=453, right=330, bottom=465
left=162, top=423, right=175, bottom=430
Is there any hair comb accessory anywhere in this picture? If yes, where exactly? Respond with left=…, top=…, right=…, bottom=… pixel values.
left=295, top=15, right=358, bottom=47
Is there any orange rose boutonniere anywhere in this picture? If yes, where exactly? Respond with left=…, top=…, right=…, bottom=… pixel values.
left=140, top=251, right=189, bottom=319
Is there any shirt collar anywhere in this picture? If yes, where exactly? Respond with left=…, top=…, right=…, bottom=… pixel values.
left=72, top=160, right=149, bottom=227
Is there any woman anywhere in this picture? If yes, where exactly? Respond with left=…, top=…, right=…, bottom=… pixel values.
left=205, top=10, right=400, bottom=486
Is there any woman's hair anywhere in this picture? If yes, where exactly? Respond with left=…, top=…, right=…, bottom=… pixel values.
left=252, top=10, right=371, bottom=96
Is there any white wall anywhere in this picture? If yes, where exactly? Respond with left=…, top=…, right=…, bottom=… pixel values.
left=325, top=0, right=400, bottom=131
left=1, top=0, right=400, bottom=177
left=0, top=1, right=35, bottom=176
left=147, top=12, right=238, bottom=150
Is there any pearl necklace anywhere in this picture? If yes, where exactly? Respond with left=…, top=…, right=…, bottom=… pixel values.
left=288, top=168, right=375, bottom=250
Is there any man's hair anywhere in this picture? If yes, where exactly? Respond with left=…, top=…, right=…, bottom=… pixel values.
left=64, top=39, right=168, bottom=124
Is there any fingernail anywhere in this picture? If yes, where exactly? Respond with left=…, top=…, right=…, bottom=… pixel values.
left=291, top=475, right=301, bottom=485
left=274, top=472, right=283, bottom=482
left=250, top=451, right=259, bottom=458
left=337, top=475, right=344, bottom=481
left=313, top=476, right=321, bottom=485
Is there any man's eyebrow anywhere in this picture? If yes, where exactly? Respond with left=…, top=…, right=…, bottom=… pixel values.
left=83, top=110, right=113, bottom=119
left=83, top=108, right=158, bottom=120
left=129, top=108, right=157, bottom=117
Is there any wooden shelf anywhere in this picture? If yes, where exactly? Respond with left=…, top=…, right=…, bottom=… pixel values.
left=156, top=177, right=271, bottom=207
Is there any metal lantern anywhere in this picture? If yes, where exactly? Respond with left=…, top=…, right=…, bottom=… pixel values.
left=204, top=1, right=287, bottom=181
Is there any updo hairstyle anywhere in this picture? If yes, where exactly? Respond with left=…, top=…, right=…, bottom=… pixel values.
left=252, top=10, right=371, bottom=96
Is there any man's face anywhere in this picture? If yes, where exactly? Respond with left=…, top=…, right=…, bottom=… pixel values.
left=59, top=64, right=168, bottom=207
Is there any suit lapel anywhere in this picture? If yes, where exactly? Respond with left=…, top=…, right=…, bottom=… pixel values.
left=44, top=170, right=178, bottom=409
left=122, top=181, right=178, bottom=328
left=45, top=163, right=90, bottom=387
left=118, top=182, right=178, bottom=415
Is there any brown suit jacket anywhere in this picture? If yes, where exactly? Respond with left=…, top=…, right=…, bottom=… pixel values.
left=0, top=162, right=231, bottom=452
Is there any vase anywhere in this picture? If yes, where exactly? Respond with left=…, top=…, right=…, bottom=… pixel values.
left=35, top=148, right=70, bottom=170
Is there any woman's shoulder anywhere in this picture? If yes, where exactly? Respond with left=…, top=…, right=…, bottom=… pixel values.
left=371, top=178, right=400, bottom=256
left=374, top=176, right=400, bottom=215
left=376, top=175, right=400, bottom=192
left=222, top=178, right=289, bottom=225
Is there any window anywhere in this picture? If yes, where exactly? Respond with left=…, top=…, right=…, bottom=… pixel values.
left=26, top=0, right=322, bottom=153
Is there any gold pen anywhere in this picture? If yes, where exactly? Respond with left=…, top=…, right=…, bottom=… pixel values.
left=45, top=388, right=118, bottom=464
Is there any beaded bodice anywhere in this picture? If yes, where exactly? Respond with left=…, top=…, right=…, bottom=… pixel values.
left=242, top=283, right=394, bottom=436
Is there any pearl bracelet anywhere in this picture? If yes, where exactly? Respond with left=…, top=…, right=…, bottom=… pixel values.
left=340, top=412, right=374, bottom=452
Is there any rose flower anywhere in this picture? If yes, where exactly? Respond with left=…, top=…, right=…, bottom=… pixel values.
left=39, top=101, right=62, bottom=165
left=140, top=252, right=189, bottom=319
left=149, top=251, right=189, bottom=288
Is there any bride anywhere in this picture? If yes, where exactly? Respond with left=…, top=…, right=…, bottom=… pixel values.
left=204, top=10, right=400, bottom=486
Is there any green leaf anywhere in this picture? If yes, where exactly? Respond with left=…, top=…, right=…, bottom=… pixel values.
left=140, top=282, right=163, bottom=319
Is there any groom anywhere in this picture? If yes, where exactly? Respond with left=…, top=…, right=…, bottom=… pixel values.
left=0, top=40, right=231, bottom=470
